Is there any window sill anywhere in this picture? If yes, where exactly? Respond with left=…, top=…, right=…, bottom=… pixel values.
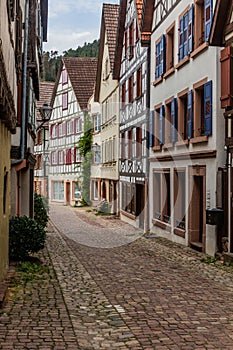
left=175, top=139, right=189, bottom=147
left=164, top=67, right=175, bottom=79
left=175, top=56, right=190, bottom=70
left=152, top=145, right=161, bottom=152
left=153, top=76, right=163, bottom=87
left=174, top=227, right=185, bottom=238
left=190, top=42, right=208, bottom=59
left=163, top=143, right=173, bottom=150
left=121, top=210, right=136, bottom=220
left=152, top=218, right=171, bottom=232
left=190, top=136, right=208, bottom=144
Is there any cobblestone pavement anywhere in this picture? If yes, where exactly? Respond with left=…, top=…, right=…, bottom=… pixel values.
left=1, top=204, right=233, bottom=349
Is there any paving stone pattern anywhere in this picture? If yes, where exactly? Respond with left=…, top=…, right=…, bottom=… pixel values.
left=1, top=203, right=233, bottom=349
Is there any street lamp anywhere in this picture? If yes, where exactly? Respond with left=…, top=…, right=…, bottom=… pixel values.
left=37, top=103, right=53, bottom=204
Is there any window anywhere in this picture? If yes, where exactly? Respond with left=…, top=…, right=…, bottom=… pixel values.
left=58, top=150, right=64, bottom=165
left=121, top=182, right=136, bottom=215
left=94, top=144, right=101, bottom=164
left=136, top=67, right=142, bottom=99
left=75, top=118, right=82, bottom=133
left=128, top=21, right=134, bottom=60
left=62, top=69, right=68, bottom=85
left=121, top=132, right=125, bottom=159
left=74, top=148, right=82, bottom=163
left=124, top=31, right=128, bottom=57
left=164, top=98, right=178, bottom=145
left=193, top=80, right=212, bottom=138
left=35, top=154, right=42, bottom=170
left=93, top=181, right=99, bottom=201
left=153, top=170, right=171, bottom=224
left=62, top=92, right=68, bottom=110
left=128, top=129, right=133, bottom=158
left=122, top=82, right=126, bottom=107
left=174, top=169, right=186, bottom=230
left=65, top=149, right=72, bottom=165
left=179, top=6, right=193, bottom=61
left=166, top=23, right=175, bottom=71
left=136, top=126, right=142, bottom=158
left=128, top=76, right=134, bottom=103
left=177, top=90, right=190, bottom=141
left=67, top=120, right=74, bottom=135
left=51, top=151, right=58, bottom=165
left=52, top=181, right=64, bottom=201
left=93, top=113, right=101, bottom=132
left=194, top=0, right=212, bottom=48
left=155, top=35, right=166, bottom=79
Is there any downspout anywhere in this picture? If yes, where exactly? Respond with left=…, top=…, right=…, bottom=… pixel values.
left=144, top=44, right=151, bottom=233
left=11, top=0, right=29, bottom=166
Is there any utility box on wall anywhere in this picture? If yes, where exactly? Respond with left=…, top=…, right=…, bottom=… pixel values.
left=220, top=46, right=233, bottom=109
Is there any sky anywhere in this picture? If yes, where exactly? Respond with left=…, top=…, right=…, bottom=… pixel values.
left=43, top=0, right=119, bottom=54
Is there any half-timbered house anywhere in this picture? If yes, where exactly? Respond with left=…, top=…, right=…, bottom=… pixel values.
left=94, top=3, right=120, bottom=214
left=49, top=57, right=97, bottom=206
left=210, top=0, right=233, bottom=259
left=113, top=0, right=149, bottom=229
left=142, top=0, right=225, bottom=255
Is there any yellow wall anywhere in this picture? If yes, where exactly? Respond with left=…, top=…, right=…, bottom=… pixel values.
left=0, top=121, right=11, bottom=281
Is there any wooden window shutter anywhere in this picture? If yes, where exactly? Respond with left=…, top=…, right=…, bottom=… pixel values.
left=204, top=0, right=213, bottom=42
left=187, top=90, right=193, bottom=139
left=188, top=5, right=194, bottom=54
left=159, top=105, right=165, bottom=145
left=160, top=35, right=166, bottom=76
left=155, top=41, right=160, bottom=79
left=171, top=98, right=178, bottom=143
left=179, top=17, right=184, bottom=61
left=149, top=110, right=154, bottom=148
left=204, top=80, right=213, bottom=136
left=220, top=46, right=233, bottom=108
left=183, top=12, right=189, bottom=57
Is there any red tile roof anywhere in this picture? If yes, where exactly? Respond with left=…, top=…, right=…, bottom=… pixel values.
left=37, top=81, right=54, bottom=121
left=63, top=57, right=98, bottom=110
left=103, top=4, right=120, bottom=71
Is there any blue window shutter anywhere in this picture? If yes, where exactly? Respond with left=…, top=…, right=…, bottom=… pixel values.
left=204, top=0, right=213, bottom=41
left=155, top=42, right=160, bottom=79
left=204, top=81, right=212, bottom=136
left=188, top=5, right=194, bottom=54
left=171, top=98, right=178, bottom=143
left=183, top=12, right=189, bottom=57
left=149, top=110, right=154, bottom=148
left=159, top=105, right=165, bottom=145
left=160, top=35, right=166, bottom=76
left=187, top=90, right=193, bottom=139
left=179, top=17, right=184, bottom=61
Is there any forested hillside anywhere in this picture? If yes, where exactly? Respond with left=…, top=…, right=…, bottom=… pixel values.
left=42, top=39, right=99, bottom=82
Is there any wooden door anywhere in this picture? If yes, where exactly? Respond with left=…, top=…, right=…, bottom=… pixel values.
left=66, top=182, right=70, bottom=205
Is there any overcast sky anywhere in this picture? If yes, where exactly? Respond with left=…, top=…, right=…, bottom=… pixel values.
left=43, top=0, right=119, bottom=54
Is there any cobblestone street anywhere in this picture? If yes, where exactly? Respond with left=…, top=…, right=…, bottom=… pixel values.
left=1, top=204, right=233, bottom=349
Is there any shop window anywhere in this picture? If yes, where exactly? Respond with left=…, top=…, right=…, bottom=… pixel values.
left=153, top=170, right=171, bottom=223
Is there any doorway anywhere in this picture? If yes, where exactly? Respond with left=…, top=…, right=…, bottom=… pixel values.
left=136, top=184, right=145, bottom=230
left=189, top=166, right=206, bottom=252
left=66, top=182, right=70, bottom=205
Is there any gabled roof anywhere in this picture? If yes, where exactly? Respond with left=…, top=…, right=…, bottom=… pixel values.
left=52, top=57, right=98, bottom=111
left=113, top=0, right=147, bottom=80
left=209, top=0, right=232, bottom=46
left=95, top=3, right=120, bottom=102
left=37, top=81, right=54, bottom=122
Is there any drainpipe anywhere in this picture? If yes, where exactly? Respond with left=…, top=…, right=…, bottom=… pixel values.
left=144, top=45, right=151, bottom=233
left=11, top=0, right=29, bottom=166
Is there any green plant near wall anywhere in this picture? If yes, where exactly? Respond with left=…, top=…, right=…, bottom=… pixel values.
left=77, top=113, right=93, bottom=205
left=34, top=192, right=49, bottom=228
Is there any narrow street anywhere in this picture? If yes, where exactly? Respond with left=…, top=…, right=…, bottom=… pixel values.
left=1, top=204, right=233, bottom=349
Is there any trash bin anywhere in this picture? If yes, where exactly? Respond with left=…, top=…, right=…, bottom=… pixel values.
left=206, top=208, right=224, bottom=226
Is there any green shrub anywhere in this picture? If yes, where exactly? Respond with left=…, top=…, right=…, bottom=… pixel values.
left=34, top=192, right=49, bottom=228
left=9, top=216, right=46, bottom=260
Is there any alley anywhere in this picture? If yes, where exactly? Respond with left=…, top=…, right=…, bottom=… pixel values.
left=1, top=204, right=233, bottom=349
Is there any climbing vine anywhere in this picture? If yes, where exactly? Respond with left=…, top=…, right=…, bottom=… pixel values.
left=77, top=112, right=93, bottom=205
